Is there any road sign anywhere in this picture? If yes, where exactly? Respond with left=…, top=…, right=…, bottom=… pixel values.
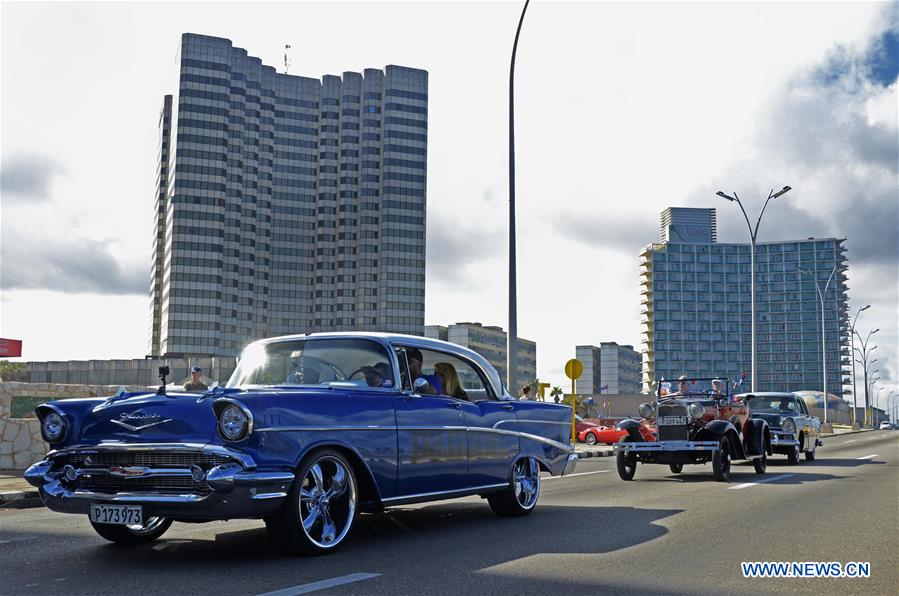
left=0, top=338, right=22, bottom=358
left=564, top=359, right=583, bottom=380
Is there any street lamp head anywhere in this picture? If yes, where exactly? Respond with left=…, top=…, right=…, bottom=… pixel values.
left=872, top=328, right=880, bottom=335
left=772, top=185, right=792, bottom=199
left=861, top=304, right=871, bottom=311
left=716, top=190, right=737, bottom=202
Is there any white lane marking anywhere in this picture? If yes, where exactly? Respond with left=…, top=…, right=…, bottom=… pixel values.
left=728, top=474, right=795, bottom=490
left=844, top=439, right=856, bottom=443
left=857, top=454, right=879, bottom=460
left=544, top=470, right=610, bottom=481
left=0, top=536, right=39, bottom=545
left=256, top=573, right=381, bottom=596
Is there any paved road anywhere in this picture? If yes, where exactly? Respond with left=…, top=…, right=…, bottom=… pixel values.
left=1, top=432, right=896, bottom=595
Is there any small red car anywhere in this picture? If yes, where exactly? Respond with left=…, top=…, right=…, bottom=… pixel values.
left=579, top=425, right=627, bottom=446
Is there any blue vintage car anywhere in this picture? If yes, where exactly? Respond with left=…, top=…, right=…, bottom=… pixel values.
left=26, top=333, right=576, bottom=554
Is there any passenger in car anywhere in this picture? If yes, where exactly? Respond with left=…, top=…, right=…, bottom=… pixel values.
left=405, top=347, right=440, bottom=395
left=434, top=362, right=468, bottom=400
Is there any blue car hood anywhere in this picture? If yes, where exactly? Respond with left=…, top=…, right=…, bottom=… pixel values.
left=79, top=391, right=218, bottom=444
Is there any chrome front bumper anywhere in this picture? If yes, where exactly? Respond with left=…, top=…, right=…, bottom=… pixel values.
left=770, top=432, right=800, bottom=447
left=24, top=445, right=294, bottom=520
left=561, top=453, right=578, bottom=476
left=614, top=440, right=720, bottom=452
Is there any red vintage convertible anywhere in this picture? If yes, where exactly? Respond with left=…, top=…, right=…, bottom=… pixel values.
left=578, top=424, right=629, bottom=446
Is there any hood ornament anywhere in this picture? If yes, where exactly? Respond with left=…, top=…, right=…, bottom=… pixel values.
left=111, top=409, right=172, bottom=432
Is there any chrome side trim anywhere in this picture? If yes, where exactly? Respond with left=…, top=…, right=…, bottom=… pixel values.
left=253, top=492, right=288, bottom=500
left=492, top=419, right=572, bottom=429
left=381, top=482, right=509, bottom=504
left=254, top=424, right=572, bottom=453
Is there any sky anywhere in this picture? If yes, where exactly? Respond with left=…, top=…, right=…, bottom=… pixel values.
left=1, top=1, right=897, bottom=405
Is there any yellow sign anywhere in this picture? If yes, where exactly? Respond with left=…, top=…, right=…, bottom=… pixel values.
left=564, top=359, right=583, bottom=380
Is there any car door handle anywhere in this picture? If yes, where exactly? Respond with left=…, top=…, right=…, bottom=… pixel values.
left=501, top=404, right=514, bottom=411
left=445, top=402, right=462, bottom=409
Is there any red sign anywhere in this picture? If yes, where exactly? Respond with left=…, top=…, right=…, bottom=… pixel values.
left=0, top=338, right=23, bottom=357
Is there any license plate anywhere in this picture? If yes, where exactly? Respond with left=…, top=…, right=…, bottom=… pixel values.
left=658, top=416, right=689, bottom=426
left=90, top=504, right=142, bottom=526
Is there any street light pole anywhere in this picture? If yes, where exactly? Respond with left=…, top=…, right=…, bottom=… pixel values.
left=717, top=186, right=791, bottom=392
left=799, top=266, right=837, bottom=425
left=507, top=0, right=529, bottom=398
left=849, top=305, right=870, bottom=425
left=854, top=328, right=879, bottom=427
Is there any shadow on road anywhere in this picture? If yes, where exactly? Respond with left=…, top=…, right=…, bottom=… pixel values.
left=16, top=503, right=683, bottom=585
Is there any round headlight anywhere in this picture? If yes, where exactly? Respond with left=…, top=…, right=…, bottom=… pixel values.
left=688, top=403, right=705, bottom=419
left=638, top=403, right=654, bottom=419
left=42, top=412, right=66, bottom=442
left=218, top=405, right=250, bottom=441
left=782, top=418, right=795, bottom=432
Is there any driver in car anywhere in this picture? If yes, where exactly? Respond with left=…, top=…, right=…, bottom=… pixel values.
left=362, top=362, right=393, bottom=388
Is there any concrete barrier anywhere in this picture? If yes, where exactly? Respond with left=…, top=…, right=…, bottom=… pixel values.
left=0, top=382, right=152, bottom=470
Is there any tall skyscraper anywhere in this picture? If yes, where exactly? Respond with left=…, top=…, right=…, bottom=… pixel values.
left=150, top=34, right=428, bottom=358
left=640, top=207, right=849, bottom=394
left=575, top=343, right=641, bottom=396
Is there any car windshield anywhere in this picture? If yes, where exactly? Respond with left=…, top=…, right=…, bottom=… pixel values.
left=657, top=378, right=728, bottom=399
left=227, top=338, right=395, bottom=389
left=749, top=396, right=799, bottom=413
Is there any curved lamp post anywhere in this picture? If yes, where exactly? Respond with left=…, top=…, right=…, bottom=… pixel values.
left=854, top=328, right=879, bottom=427
left=799, top=266, right=838, bottom=425
left=717, top=186, right=791, bottom=392
left=507, top=0, right=529, bottom=398
left=849, top=305, right=870, bottom=425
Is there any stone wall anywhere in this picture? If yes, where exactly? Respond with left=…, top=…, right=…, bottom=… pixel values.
left=0, top=382, right=153, bottom=470
left=26, top=356, right=236, bottom=387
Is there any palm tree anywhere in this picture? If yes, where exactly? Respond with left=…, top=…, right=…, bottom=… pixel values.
left=550, top=386, right=563, bottom=403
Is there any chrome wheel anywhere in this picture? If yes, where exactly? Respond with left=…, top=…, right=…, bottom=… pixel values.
left=512, top=457, right=540, bottom=510
left=585, top=433, right=597, bottom=445
left=298, top=455, right=357, bottom=549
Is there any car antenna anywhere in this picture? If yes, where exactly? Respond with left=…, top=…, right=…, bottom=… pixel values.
left=157, top=365, right=170, bottom=396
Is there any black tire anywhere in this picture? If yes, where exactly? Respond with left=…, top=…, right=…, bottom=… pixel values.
left=805, top=439, right=817, bottom=461
left=585, top=432, right=598, bottom=446
left=90, top=517, right=172, bottom=545
left=266, top=449, right=358, bottom=555
left=616, top=438, right=637, bottom=481
left=787, top=442, right=800, bottom=465
left=487, top=457, right=541, bottom=517
left=753, top=450, right=767, bottom=475
left=669, top=464, right=683, bottom=474
left=712, top=438, right=732, bottom=482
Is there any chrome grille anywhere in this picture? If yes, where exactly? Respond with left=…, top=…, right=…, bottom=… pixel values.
left=55, top=451, right=230, bottom=468
left=76, top=475, right=210, bottom=494
left=657, top=403, right=689, bottom=441
left=52, top=450, right=231, bottom=495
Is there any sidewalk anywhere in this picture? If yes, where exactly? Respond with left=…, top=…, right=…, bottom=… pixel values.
left=575, top=446, right=614, bottom=459
left=0, top=469, right=39, bottom=509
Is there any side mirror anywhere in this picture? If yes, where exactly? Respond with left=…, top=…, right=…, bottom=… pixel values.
left=413, top=377, right=431, bottom=394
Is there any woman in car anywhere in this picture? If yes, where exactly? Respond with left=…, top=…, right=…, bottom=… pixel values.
left=434, top=361, right=468, bottom=400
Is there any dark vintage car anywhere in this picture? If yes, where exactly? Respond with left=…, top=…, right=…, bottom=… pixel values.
left=743, top=392, right=821, bottom=464
left=614, top=378, right=772, bottom=481
left=26, top=333, right=576, bottom=555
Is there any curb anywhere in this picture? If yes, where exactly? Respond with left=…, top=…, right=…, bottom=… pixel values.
left=576, top=449, right=614, bottom=459
left=820, top=428, right=875, bottom=439
left=0, top=489, right=41, bottom=509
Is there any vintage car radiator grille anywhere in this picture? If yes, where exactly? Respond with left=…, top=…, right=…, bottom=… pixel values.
left=657, top=403, right=690, bottom=442
left=52, top=450, right=232, bottom=494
